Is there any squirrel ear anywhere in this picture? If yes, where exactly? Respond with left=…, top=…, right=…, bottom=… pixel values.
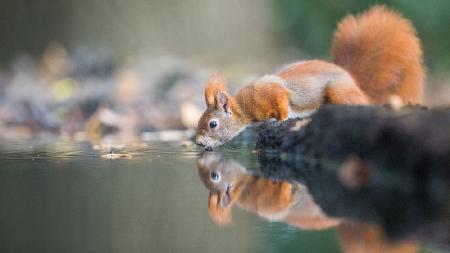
left=218, top=189, right=232, bottom=208
left=205, top=73, right=229, bottom=107
left=215, top=92, right=230, bottom=113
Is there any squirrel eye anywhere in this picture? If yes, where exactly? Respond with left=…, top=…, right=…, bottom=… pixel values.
left=209, top=120, right=218, bottom=129
left=210, top=171, right=220, bottom=182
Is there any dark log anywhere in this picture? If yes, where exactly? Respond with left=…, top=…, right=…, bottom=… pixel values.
left=255, top=105, right=449, bottom=179
left=251, top=105, right=450, bottom=246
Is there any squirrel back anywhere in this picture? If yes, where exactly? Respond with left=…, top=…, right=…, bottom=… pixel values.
left=331, top=5, right=424, bottom=104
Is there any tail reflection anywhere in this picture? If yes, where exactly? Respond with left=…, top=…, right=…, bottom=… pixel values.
left=338, top=222, right=418, bottom=253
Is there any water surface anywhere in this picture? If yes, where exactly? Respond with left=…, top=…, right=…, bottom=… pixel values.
left=0, top=140, right=446, bottom=253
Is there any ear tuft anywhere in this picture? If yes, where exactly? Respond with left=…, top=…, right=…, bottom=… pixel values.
left=208, top=193, right=233, bottom=226
left=205, top=73, right=229, bottom=107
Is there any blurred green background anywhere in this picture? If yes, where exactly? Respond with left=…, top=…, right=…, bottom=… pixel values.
left=0, top=0, right=449, bottom=71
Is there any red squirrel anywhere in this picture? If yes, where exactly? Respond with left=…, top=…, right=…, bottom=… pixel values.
left=196, top=6, right=424, bottom=147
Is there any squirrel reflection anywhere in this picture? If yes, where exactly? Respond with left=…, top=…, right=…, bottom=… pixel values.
left=197, top=153, right=339, bottom=229
left=197, top=153, right=418, bottom=253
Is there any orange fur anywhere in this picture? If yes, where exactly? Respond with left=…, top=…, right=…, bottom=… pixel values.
left=332, top=5, right=423, bottom=104
left=230, top=82, right=290, bottom=124
left=278, top=60, right=340, bottom=79
left=236, top=177, right=294, bottom=214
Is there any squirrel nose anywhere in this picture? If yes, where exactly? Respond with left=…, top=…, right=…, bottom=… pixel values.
left=196, top=135, right=205, bottom=146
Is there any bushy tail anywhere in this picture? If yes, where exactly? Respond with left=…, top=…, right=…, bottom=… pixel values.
left=331, top=5, right=424, bottom=104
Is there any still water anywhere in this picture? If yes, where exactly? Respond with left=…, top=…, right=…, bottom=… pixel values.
left=0, top=140, right=447, bottom=253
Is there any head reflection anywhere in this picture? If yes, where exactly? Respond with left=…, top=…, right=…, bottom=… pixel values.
left=197, top=153, right=419, bottom=253
left=197, top=153, right=340, bottom=229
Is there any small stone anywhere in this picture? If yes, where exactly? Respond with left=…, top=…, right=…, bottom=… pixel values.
left=180, top=140, right=194, bottom=147
left=101, top=153, right=133, bottom=159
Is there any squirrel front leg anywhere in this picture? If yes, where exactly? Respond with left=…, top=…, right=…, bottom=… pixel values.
left=273, top=94, right=289, bottom=121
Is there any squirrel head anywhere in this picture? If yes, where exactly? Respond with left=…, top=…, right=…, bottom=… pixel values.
left=196, top=74, right=242, bottom=148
